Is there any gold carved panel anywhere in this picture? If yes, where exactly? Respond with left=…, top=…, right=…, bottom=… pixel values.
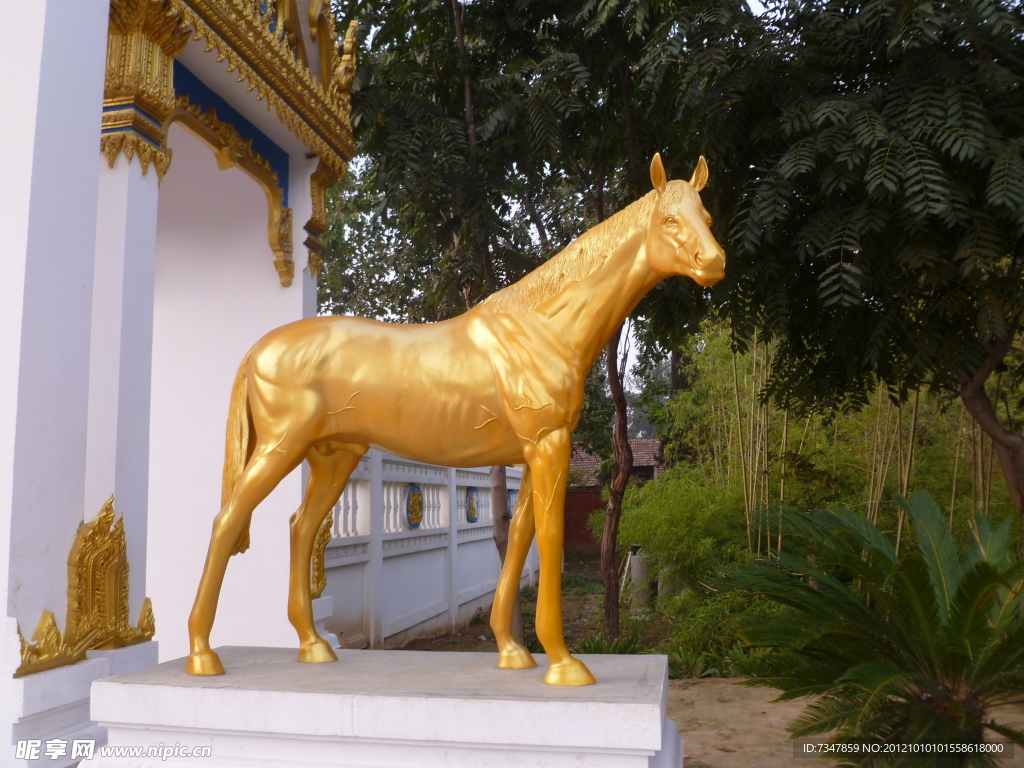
left=310, top=511, right=333, bottom=599
left=305, top=160, right=340, bottom=280
left=15, top=496, right=155, bottom=678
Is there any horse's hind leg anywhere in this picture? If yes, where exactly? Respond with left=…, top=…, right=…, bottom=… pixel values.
left=492, top=468, right=538, bottom=670
left=187, top=441, right=308, bottom=675
left=288, top=443, right=365, bottom=663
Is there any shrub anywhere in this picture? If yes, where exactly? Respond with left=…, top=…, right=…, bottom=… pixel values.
left=724, top=493, right=1024, bottom=765
left=618, top=464, right=748, bottom=590
left=571, top=632, right=643, bottom=655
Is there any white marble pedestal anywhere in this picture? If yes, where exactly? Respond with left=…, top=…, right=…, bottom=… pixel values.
left=91, top=646, right=681, bottom=768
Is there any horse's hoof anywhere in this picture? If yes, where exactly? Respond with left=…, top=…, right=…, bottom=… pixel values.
left=298, top=639, right=338, bottom=664
left=544, top=657, right=596, bottom=686
left=497, top=643, right=537, bottom=670
left=186, top=649, right=225, bottom=676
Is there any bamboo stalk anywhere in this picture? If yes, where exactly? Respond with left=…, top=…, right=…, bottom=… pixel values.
left=748, top=333, right=759, bottom=517
left=872, top=400, right=898, bottom=525
left=974, top=423, right=983, bottom=514
left=899, top=390, right=920, bottom=495
left=731, top=348, right=752, bottom=552
left=779, top=408, right=790, bottom=502
left=796, top=414, right=811, bottom=458
left=895, top=390, right=920, bottom=556
left=831, top=416, right=840, bottom=499
left=949, top=405, right=965, bottom=529
left=867, top=390, right=884, bottom=519
left=985, top=435, right=994, bottom=515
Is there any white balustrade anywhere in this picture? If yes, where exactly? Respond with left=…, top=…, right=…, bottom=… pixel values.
left=322, top=451, right=530, bottom=649
left=332, top=481, right=363, bottom=538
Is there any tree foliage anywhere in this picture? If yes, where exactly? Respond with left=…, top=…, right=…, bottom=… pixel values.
left=321, top=0, right=598, bottom=319
left=648, top=0, right=1024, bottom=528
left=724, top=0, right=1024, bottom=406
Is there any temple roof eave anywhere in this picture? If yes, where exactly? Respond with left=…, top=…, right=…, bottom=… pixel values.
left=171, top=0, right=355, bottom=177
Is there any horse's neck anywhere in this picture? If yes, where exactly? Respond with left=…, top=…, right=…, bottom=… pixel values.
left=536, top=227, right=659, bottom=368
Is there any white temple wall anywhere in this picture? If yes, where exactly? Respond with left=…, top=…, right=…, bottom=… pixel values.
left=148, top=123, right=307, bottom=663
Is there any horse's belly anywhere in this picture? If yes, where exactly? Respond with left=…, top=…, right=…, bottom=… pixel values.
left=322, top=374, right=520, bottom=467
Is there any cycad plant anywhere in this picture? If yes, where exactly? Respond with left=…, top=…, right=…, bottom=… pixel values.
left=725, top=492, right=1024, bottom=766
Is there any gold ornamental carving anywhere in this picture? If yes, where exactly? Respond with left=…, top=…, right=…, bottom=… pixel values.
left=102, top=0, right=188, bottom=178
left=169, top=0, right=355, bottom=179
left=15, top=496, right=155, bottom=678
left=273, top=207, right=295, bottom=286
left=304, top=159, right=340, bottom=281
left=307, top=251, right=325, bottom=279
left=170, top=96, right=294, bottom=286
left=100, top=133, right=173, bottom=179
left=328, top=20, right=359, bottom=122
left=14, top=612, right=95, bottom=679
left=310, top=511, right=332, bottom=599
left=66, top=496, right=155, bottom=650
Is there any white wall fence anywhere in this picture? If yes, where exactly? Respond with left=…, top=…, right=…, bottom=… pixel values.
left=321, top=450, right=532, bottom=649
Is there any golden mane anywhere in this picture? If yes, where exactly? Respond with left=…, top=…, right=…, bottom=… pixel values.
left=483, top=189, right=660, bottom=313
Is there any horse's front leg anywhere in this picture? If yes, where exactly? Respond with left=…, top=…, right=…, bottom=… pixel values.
left=524, top=430, right=595, bottom=686
left=492, top=468, right=537, bottom=670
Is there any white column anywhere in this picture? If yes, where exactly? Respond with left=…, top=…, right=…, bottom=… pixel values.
left=447, top=468, right=459, bottom=632
left=289, top=152, right=320, bottom=321
left=85, top=157, right=160, bottom=618
left=1, top=0, right=108, bottom=644
left=365, top=450, right=384, bottom=647
left=0, top=0, right=112, bottom=758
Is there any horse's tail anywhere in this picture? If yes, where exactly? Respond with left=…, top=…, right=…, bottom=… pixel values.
left=223, top=349, right=255, bottom=554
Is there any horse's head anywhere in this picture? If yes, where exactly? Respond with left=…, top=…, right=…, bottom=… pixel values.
left=644, top=154, right=726, bottom=287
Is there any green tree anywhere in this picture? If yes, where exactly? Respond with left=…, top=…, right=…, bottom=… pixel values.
left=653, top=0, right=1024, bottom=538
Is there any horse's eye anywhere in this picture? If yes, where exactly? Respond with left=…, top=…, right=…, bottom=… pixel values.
left=664, top=215, right=677, bottom=226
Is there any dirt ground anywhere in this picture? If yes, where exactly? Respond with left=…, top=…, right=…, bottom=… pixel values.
left=398, top=554, right=1024, bottom=767
left=668, top=678, right=1024, bottom=768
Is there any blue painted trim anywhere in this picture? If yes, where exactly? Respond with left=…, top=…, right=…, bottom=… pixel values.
left=102, top=103, right=162, bottom=126
left=173, top=61, right=289, bottom=205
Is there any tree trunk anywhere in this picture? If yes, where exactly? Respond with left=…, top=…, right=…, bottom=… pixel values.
left=602, top=324, right=633, bottom=641
left=489, top=464, right=523, bottom=643
left=450, top=0, right=478, bottom=161
left=958, top=324, right=1024, bottom=555
left=450, top=0, right=494, bottom=295
left=670, top=347, right=691, bottom=392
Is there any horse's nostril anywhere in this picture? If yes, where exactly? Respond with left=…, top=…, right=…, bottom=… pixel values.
left=694, top=250, right=704, bottom=269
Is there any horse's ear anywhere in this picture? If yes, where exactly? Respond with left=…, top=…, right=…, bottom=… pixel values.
left=690, top=156, right=709, bottom=192
left=650, top=153, right=667, bottom=195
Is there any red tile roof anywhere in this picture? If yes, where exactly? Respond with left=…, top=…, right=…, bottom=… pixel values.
left=569, top=439, right=662, bottom=488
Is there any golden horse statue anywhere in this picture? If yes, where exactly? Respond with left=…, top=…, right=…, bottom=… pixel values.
left=187, top=154, right=725, bottom=685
